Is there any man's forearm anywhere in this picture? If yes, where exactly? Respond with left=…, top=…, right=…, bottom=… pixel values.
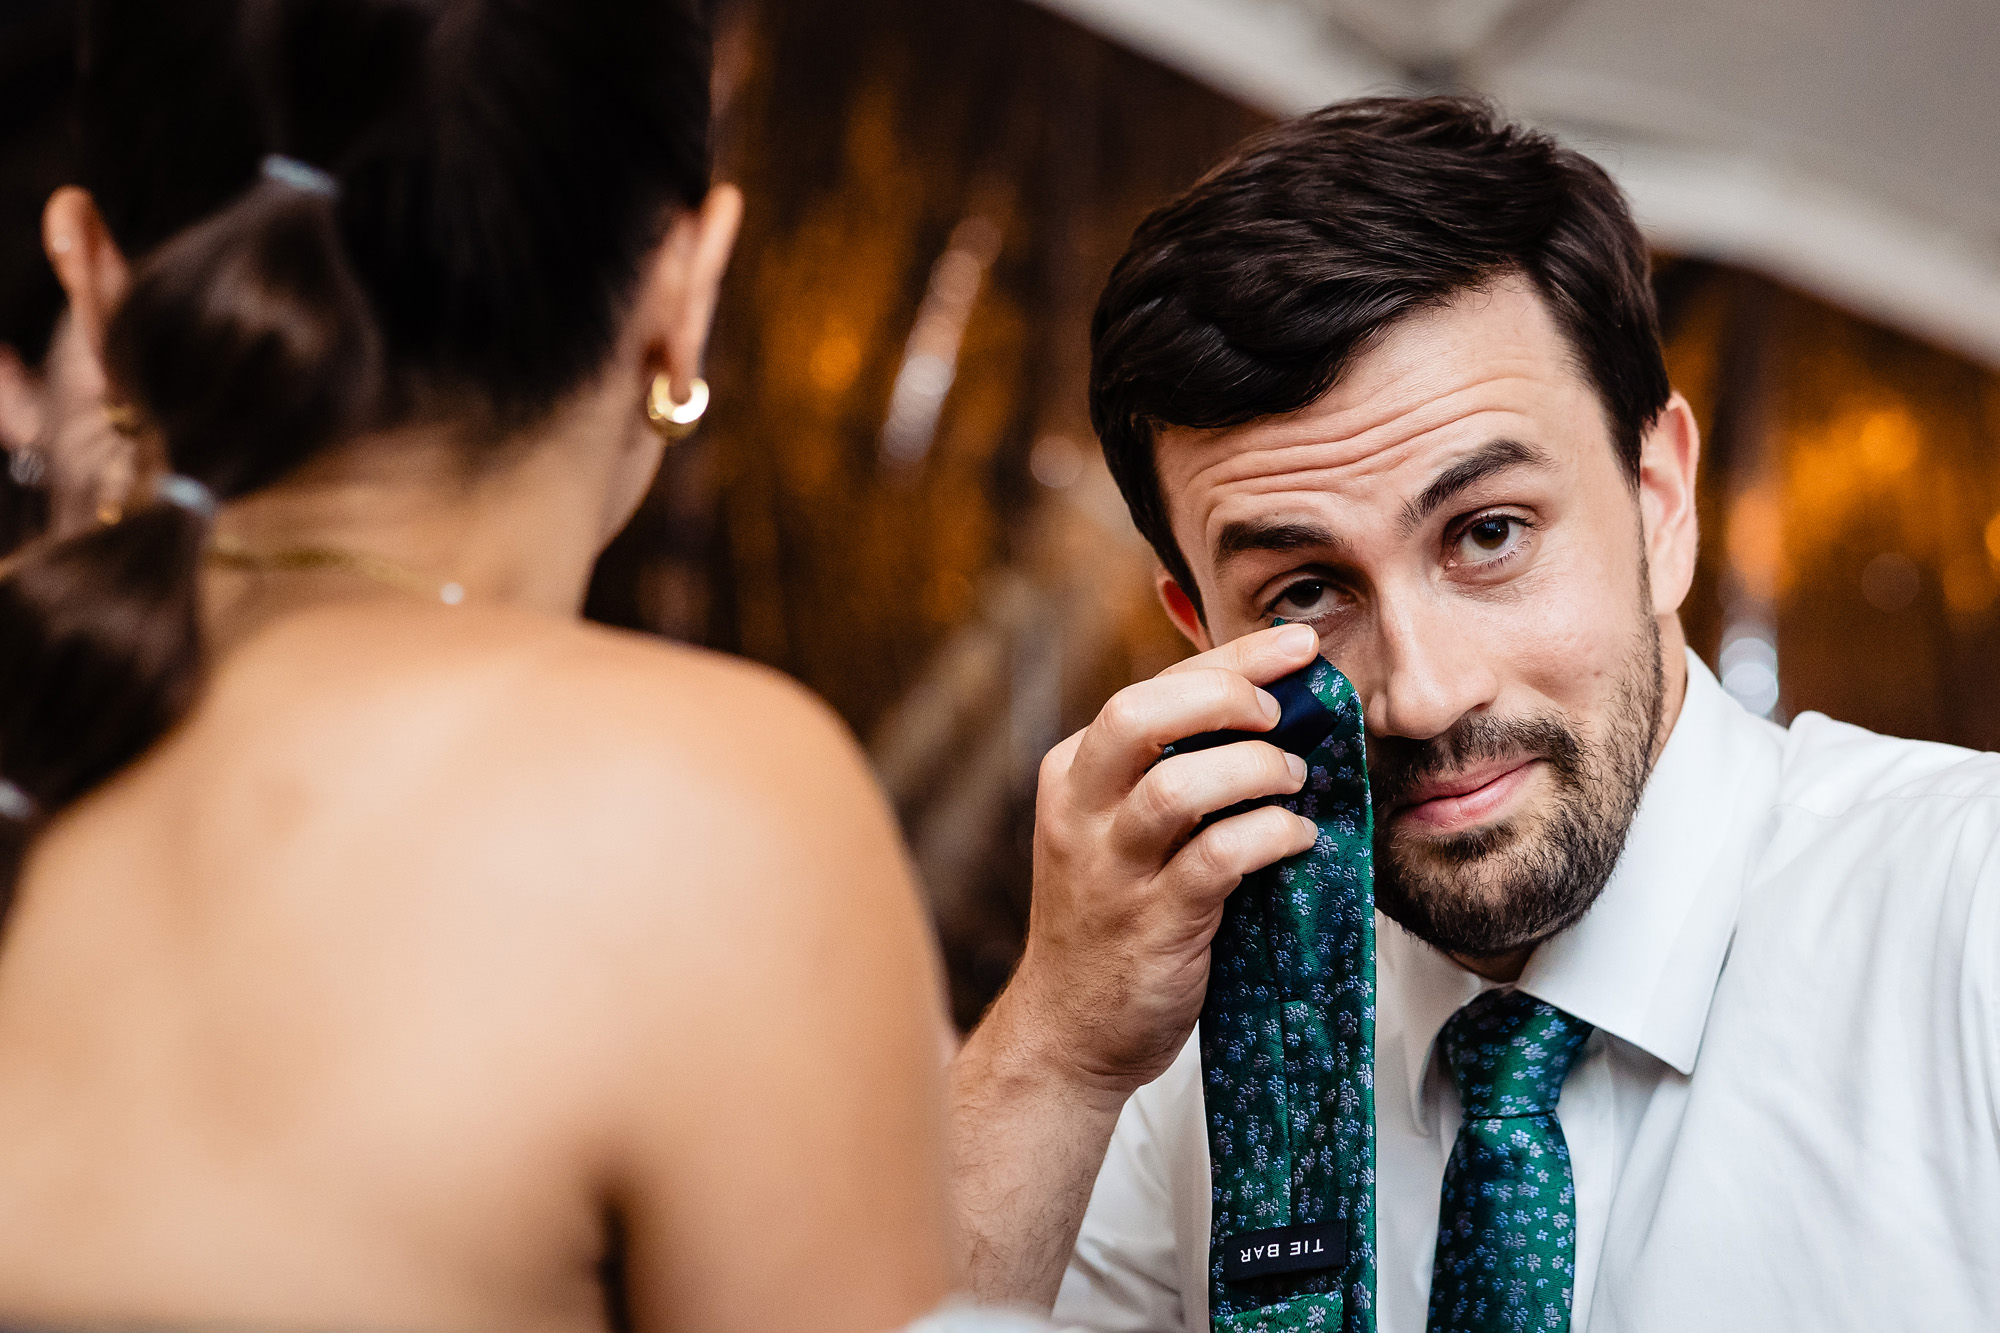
left=943, top=626, right=1320, bottom=1308
left=946, top=983, right=1132, bottom=1310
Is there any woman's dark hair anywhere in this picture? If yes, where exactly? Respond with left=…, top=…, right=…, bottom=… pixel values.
left=1088, top=95, right=1671, bottom=619
left=0, top=0, right=713, bottom=897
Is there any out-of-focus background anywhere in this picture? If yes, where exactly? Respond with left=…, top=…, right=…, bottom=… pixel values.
left=587, top=0, right=2000, bottom=1026
left=11, top=0, right=2000, bottom=1027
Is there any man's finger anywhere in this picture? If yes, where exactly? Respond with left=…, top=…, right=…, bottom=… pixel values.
left=1161, top=622, right=1322, bottom=687
left=1158, top=803, right=1321, bottom=912
left=1112, top=741, right=1306, bottom=860
left=1068, top=668, right=1284, bottom=808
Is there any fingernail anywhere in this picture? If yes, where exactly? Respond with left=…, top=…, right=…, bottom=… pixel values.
left=1256, top=688, right=1280, bottom=723
left=1280, top=623, right=1318, bottom=651
left=1298, top=813, right=1319, bottom=840
left=1285, top=753, right=1307, bottom=784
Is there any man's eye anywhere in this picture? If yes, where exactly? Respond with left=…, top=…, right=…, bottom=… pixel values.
left=1454, top=515, right=1524, bottom=564
left=1271, top=579, right=1339, bottom=619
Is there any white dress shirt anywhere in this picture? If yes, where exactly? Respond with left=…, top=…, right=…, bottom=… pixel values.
left=1054, top=651, right=2000, bottom=1331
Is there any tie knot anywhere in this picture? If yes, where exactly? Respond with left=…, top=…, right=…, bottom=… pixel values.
left=1438, top=989, right=1592, bottom=1119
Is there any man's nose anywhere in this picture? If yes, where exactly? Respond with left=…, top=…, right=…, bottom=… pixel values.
left=1354, top=587, right=1500, bottom=743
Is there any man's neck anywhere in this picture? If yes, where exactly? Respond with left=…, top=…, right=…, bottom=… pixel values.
left=1651, top=612, right=1691, bottom=766
left=1449, top=947, right=1531, bottom=983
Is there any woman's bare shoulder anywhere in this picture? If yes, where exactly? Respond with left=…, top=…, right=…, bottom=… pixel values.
left=184, top=596, right=935, bottom=1049
left=496, top=611, right=880, bottom=837
left=165, top=598, right=914, bottom=974
left=215, top=598, right=863, bottom=820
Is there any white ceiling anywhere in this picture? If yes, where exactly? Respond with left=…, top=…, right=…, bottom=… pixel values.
left=1027, top=0, right=2000, bottom=366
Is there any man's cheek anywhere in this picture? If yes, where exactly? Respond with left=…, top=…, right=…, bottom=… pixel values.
left=1485, top=576, right=1633, bottom=705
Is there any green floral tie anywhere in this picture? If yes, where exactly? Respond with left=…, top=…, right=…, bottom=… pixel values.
left=1426, top=990, right=1593, bottom=1333
left=1197, top=658, right=1376, bottom=1333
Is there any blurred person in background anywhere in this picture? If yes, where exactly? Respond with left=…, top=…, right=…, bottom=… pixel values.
left=0, top=0, right=136, bottom=550
left=0, top=0, right=114, bottom=552
left=949, top=98, right=2000, bottom=1332
left=0, top=1, right=971, bottom=1330
left=0, top=0, right=63, bottom=553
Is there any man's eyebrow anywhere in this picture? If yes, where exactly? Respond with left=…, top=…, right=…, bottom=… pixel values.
left=1213, top=518, right=1348, bottom=568
left=1399, top=437, right=1552, bottom=535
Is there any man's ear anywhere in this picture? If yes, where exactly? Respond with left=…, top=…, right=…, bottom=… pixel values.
left=1154, top=567, right=1214, bottom=652
left=1638, top=391, right=1701, bottom=618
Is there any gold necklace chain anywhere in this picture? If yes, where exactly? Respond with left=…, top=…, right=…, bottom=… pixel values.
left=207, top=537, right=466, bottom=605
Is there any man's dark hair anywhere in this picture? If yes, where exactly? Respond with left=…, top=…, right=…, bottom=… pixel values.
left=1088, top=95, right=1671, bottom=618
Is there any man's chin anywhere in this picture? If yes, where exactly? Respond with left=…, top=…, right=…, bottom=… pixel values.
left=1373, top=817, right=1607, bottom=958
left=1375, top=880, right=1588, bottom=959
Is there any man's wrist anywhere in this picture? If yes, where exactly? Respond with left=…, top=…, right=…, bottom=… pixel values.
left=948, top=961, right=1141, bottom=1310
left=959, top=964, right=1137, bottom=1121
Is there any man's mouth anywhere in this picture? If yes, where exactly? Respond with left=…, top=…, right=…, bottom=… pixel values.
left=1385, top=758, right=1541, bottom=835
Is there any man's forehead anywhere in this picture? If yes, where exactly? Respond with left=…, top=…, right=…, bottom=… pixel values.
left=1154, top=281, right=1595, bottom=533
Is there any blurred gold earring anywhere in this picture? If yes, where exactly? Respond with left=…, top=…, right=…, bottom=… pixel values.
left=103, top=400, right=146, bottom=438
left=645, top=374, right=708, bottom=442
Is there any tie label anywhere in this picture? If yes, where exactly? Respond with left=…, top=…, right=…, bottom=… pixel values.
left=1221, top=1219, right=1348, bottom=1282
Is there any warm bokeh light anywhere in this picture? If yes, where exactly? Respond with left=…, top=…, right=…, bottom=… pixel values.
left=1725, top=485, right=1787, bottom=601
left=1664, top=266, right=2000, bottom=745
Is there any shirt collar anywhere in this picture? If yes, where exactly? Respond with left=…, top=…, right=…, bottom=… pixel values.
left=1384, top=649, right=1785, bottom=1130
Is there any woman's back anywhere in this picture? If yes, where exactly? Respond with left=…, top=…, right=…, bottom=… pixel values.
left=0, top=0, right=958, bottom=1326
left=0, top=596, right=954, bottom=1330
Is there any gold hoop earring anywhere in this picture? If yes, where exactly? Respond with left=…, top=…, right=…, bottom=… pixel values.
left=103, top=400, right=147, bottom=438
left=645, top=374, right=708, bottom=442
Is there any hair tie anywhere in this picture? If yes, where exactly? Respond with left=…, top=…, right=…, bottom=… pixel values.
left=0, top=780, right=37, bottom=825
left=261, top=154, right=340, bottom=200
left=155, top=473, right=219, bottom=521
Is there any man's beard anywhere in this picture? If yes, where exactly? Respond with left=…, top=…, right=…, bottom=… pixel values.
left=1367, top=611, right=1664, bottom=959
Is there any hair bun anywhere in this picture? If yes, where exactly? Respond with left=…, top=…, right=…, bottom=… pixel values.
left=105, top=179, right=383, bottom=501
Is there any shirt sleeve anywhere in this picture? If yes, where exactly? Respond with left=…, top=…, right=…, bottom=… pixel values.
left=1052, top=1038, right=1202, bottom=1333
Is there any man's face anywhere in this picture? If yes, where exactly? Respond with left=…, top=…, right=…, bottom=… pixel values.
left=1153, top=279, right=1699, bottom=960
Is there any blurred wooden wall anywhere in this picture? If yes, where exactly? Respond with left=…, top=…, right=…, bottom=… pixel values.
left=586, top=0, right=2000, bottom=1024
left=1661, top=262, right=2000, bottom=748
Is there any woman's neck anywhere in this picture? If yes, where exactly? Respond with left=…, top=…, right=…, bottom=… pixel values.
left=209, top=390, right=660, bottom=617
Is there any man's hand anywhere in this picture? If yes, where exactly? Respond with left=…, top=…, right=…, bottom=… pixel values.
left=947, top=622, right=1324, bottom=1308
left=1013, top=620, right=1324, bottom=1097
